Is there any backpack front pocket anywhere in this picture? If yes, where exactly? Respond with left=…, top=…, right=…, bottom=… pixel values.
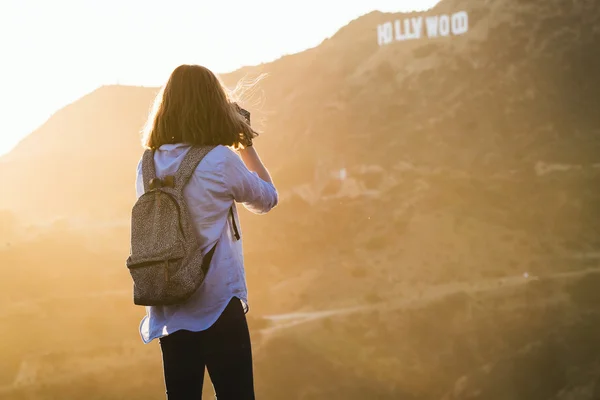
left=128, top=257, right=186, bottom=305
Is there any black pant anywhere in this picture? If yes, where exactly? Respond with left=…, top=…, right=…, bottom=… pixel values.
left=159, top=297, right=255, bottom=399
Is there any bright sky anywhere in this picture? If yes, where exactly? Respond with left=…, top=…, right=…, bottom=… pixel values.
left=0, top=0, right=440, bottom=156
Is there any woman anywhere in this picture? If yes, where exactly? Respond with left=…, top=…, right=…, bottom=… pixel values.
left=135, top=64, right=278, bottom=399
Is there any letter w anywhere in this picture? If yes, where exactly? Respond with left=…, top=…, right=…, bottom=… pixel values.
left=426, top=16, right=439, bottom=38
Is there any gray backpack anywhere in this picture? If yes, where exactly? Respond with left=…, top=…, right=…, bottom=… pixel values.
left=126, top=146, right=216, bottom=306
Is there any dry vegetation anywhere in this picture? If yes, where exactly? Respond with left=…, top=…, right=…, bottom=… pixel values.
left=0, top=0, right=599, bottom=398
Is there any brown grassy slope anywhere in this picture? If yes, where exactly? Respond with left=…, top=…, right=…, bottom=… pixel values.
left=2, top=269, right=598, bottom=400
left=0, top=0, right=599, bottom=398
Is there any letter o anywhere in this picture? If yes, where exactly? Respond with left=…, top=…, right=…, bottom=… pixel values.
left=452, top=11, right=469, bottom=35
left=439, top=15, right=450, bottom=36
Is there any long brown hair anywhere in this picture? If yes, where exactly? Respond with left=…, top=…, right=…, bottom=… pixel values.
left=142, top=64, right=258, bottom=149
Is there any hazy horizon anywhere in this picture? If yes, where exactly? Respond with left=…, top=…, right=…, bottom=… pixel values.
left=0, top=0, right=440, bottom=157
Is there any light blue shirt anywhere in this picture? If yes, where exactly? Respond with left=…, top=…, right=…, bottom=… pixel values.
left=135, top=144, right=278, bottom=344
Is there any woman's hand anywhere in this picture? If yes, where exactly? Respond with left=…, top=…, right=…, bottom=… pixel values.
left=232, top=102, right=254, bottom=147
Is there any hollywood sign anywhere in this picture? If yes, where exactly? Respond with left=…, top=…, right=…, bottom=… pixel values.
left=377, top=11, right=469, bottom=46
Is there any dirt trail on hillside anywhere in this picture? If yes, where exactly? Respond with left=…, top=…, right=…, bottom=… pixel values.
left=259, top=267, right=600, bottom=336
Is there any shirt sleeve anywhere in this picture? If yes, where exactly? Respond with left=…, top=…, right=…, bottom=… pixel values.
left=220, top=149, right=279, bottom=215
left=135, top=158, right=144, bottom=199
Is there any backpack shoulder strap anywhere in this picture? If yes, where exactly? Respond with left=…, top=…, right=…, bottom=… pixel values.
left=141, top=149, right=157, bottom=192
left=174, top=146, right=216, bottom=191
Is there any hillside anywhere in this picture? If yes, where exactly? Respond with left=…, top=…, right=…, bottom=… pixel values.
left=0, top=0, right=600, bottom=397
left=0, top=85, right=157, bottom=221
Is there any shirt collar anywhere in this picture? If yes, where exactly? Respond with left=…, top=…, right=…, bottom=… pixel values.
left=158, top=143, right=190, bottom=152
